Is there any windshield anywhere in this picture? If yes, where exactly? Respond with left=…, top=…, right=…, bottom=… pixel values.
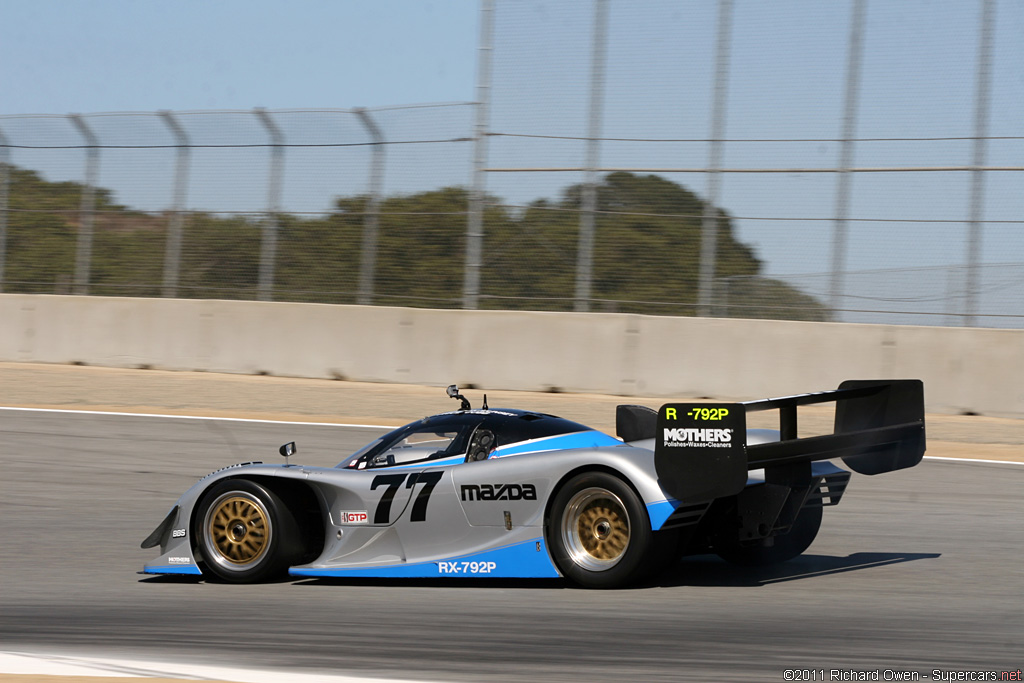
left=338, top=421, right=480, bottom=469
left=375, top=429, right=460, bottom=465
left=336, top=408, right=594, bottom=470
left=339, top=436, right=384, bottom=467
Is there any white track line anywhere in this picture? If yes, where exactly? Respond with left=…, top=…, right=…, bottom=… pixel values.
left=921, top=455, right=1024, bottom=466
left=0, top=651, right=430, bottom=683
left=1, top=405, right=1022, bottom=466
left=0, top=405, right=387, bottom=429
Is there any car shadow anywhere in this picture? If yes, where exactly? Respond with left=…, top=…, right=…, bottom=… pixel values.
left=139, top=552, right=940, bottom=589
left=646, top=551, right=942, bottom=588
left=137, top=572, right=296, bottom=585
left=137, top=573, right=205, bottom=584
left=292, top=576, right=569, bottom=590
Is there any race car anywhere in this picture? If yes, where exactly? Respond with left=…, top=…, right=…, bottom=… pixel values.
left=141, top=380, right=925, bottom=588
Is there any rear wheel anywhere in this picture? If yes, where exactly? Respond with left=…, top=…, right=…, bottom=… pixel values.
left=194, top=479, right=300, bottom=583
left=548, top=472, right=652, bottom=588
left=715, top=504, right=822, bottom=566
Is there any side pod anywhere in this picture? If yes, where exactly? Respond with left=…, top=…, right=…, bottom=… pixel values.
left=654, top=379, right=926, bottom=503
left=141, top=505, right=179, bottom=549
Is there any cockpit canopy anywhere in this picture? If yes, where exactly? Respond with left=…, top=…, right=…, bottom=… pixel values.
left=338, top=409, right=593, bottom=470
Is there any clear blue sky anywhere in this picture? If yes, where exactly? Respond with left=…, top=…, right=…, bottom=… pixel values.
left=1, top=0, right=1021, bottom=322
left=0, top=1, right=478, bottom=112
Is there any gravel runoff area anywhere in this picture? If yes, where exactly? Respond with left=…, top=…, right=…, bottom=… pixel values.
left=1, top=361, right=1022, bottom=463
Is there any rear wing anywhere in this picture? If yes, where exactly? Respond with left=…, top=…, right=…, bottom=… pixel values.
left=650, top=379, right=925, bottom=503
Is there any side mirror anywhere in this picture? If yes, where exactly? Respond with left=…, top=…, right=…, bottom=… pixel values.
left=446, top=385, right=459, bottom=398
left=279, top=442, right=296, bottom=458
left=372, top=453, right=396, bottom=467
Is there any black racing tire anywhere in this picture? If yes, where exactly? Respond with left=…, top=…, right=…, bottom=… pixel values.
left=548, top=471, right=653, bottom=589
left=715, top=503, right=823, bottom=567
left=641, top=528, right=684, bottom=583
left=193, top=479, right=301, bottom=583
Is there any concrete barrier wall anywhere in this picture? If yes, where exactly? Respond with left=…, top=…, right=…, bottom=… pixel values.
left=2, top=293, right=1021, bottom=417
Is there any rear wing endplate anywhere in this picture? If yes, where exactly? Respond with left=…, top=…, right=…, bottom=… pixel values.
left=653, top=379, right=925, bottom=503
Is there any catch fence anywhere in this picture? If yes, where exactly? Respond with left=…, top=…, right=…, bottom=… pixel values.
left=0, top=0, right=1021, bottom=327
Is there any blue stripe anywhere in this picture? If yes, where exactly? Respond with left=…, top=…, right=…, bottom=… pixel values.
left=494, top=430, right=622, bottom=458
left=646, top=500, right=680, bottom=530
left=289, top=538, right=561, bottom=579
left=143, top=564, right=202, bottom=575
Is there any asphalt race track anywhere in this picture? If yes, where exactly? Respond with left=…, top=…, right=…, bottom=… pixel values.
left=1, top=409, right=1020, bottom=682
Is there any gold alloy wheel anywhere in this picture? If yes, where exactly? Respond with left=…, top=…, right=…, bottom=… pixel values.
left=560, top=487, right=631, bottom=571
left=203, top=492, right=272, bottom=569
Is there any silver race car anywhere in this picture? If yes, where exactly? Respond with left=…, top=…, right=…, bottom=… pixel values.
left=142, top=380, right=925, bottom=588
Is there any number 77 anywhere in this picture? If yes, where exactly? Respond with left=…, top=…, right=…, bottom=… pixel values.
left=371, top=471, right=444, bottom=524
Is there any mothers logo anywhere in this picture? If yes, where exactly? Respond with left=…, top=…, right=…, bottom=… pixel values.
left=663, top=428, right=733, bottom=448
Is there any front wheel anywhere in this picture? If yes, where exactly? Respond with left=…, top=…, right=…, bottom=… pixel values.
left=548, top=472, right=652, bottom=588
left=194, top=479, right=300, bottom=583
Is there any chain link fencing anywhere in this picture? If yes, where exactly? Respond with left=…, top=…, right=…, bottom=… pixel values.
left=0, top=0, right=1021, bottom=326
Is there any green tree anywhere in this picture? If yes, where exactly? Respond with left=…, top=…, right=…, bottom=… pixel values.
left=485, top=172, right=775, bottom=316
left=176, top=213, right=262, bottom=299
left=1, top=165, right=827, bottom=320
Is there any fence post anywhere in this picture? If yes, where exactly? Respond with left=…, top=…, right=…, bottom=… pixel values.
left=354, top=108, right=385, bottom=306
left=965, top=0, right=995, bottom=327
left=828, top=0, right=867, bottom=321
left=463, top=0, right=495, bottom=310
left=69, top=114, right=99, bottom=296
left=574, top=0, right=609, bottom=313
left=696, top=0, right=734, bottom=318
left=0, top=125, right=9, bottom=292
left=158, top=111, right=191, bottom=299
left=254, top=108, right=284, bottom=302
